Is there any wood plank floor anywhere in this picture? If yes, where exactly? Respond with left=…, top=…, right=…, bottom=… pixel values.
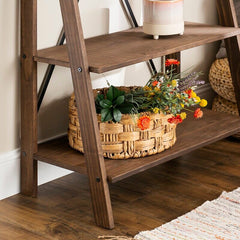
left=0, top=138, right=240, bottom=240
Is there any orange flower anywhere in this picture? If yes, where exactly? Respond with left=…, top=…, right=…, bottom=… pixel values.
left=165, top=59, right=180, bottom=67
left=185, top=89, right=193, bottom=98
left=167, top=115, right=183, bottom=125
left=138, top=116, right=151, bottom=130
left=194, top=108, right=203, bottom=119
left=152, top=80, right=158, bottom=87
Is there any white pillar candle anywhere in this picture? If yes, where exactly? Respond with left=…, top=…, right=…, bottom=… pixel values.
left=143, top=0, right=184, bottom=39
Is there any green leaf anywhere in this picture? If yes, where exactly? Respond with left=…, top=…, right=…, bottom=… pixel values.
left=106, top=86, right=114, bottom=101
left=125, top=94, right=134, bottom=103
left=113, top=109, right=122, bottom=122
left=95, top=94, right=104, bottom=106
left=101, top=109, right=113, bottom=122
left=107, top=86, right=124, bottom=101
left=97, top=94, right=104, bottom=102
left=115, top=95, right=125, bottom=106
left=100, top=99, right=112, bottom=109
left=118, top=103, right=134, bottom=114
left=95, top=94, right=105, bottom=114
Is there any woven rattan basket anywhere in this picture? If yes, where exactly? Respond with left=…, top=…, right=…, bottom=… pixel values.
left=68, top=87, right=177, bottom=159
left=209, top=58, right=236, bottom=103
left=212, top=95, right=240, bottom=139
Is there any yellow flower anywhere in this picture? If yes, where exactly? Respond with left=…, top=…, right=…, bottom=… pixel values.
left=143, top=86, right=151, bottom=91
left=191, top=91, right=197, bottom=98
left=148, top=92, right=155, bottom=97
left=200, top=99, right=208, bottom=107
left=181, top=103, right=184, bottom=108
left=153, top=107, right=160, bottom=113
left=154, top=87, right=160, bottom=92
left=177, top=93, right=181, bottom=98
left=171, top=80, right=177, bottom=87
left=180, top=112, right=187, bottom=120
left=195, top=96, right=201, bottom=103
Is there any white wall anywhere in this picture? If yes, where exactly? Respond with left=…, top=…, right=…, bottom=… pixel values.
left=0, top=0, right=20, bottom=153
left=182, top=0, right=219, bottom=74
left=0, top=0, right=218, bottom=200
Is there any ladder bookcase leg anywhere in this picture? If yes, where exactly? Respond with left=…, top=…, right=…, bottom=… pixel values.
left=59, top=0, right=114, bottom=229
left=217, top=0, right=240, bottom=113
left=20, top=0, right=38, bottom=197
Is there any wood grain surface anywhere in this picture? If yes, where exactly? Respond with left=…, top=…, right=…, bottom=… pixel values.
left=34, top=109, right=240, bottom=183
left=20, top=0, right=38, bottom=197
left=34, top=22, right=240, bottom=73
left=1, top=138, right=240, bottom=240
left=59, top=0, right=114, bottom=229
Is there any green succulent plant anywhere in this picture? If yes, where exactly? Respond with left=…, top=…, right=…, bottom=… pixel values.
left=95, top=86, right=134, bottom=122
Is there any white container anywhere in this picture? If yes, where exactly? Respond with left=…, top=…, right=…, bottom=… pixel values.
left=143, top=0, right=184, bottom=39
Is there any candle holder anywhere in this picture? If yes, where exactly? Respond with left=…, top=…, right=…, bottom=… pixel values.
left=143, top=0, right=184, bottom=40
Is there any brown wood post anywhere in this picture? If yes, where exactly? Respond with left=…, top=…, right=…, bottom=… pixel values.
left=216, top=0, right=240, bottom=113
left=20, top=0, right=38, bottom=197
left=58, top=0, right=114, bottom=229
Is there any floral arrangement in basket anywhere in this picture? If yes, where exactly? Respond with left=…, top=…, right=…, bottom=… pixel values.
left=68, top=59, right=208, bottom=159
left=95, top=59, right=208, bottom=127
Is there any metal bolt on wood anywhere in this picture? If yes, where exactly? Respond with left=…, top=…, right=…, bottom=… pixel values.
left=96, top=177, right=101, bottom=182
left=22, top=151, right=27, bottom=157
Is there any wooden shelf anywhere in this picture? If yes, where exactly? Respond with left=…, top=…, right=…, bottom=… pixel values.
left=34, top=109, right=240, bottom=183
left=34, top=22, right=240, bottom=73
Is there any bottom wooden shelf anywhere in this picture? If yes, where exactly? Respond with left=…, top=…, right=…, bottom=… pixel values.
left=34, top=109, right=240, bottom=183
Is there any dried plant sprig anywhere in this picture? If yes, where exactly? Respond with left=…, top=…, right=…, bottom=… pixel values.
left=178, top=72, right=205, bottom=91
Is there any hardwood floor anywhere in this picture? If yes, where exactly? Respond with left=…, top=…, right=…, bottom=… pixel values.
left=0, top=138, right=239, bottom=240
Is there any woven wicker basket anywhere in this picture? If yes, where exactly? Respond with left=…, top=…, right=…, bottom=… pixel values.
left=212, top=95, right=240, bottom=139
left=209, top=58, right=236, bottom=103
left=68, top=87, right=177, bottom=159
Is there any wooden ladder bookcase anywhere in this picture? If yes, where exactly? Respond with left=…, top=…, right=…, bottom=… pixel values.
left=21, top=0, right=240, bottom=229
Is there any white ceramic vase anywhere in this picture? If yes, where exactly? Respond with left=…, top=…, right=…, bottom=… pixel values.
left=143, top=0, right=184, bottom=40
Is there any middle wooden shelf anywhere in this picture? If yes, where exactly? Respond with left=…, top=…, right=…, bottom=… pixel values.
left=34, top=22, right=240, bottom=73
left=34, top=109, right=240, bottom=183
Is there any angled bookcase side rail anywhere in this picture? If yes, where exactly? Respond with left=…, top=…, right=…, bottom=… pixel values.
left=59, top=0, right=114, bottom=229
left=217, top=0, right=240, bottom=113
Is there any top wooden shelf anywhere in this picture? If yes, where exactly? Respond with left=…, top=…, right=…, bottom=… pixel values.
left=34, top=22, right=240, bottom=73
